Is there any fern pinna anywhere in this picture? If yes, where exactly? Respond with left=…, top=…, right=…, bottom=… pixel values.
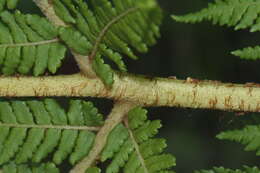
left=172, top=0, right=260, bottom=61
left=195, top=166, right=260, bottom=173
left=0, top=100, right=175, bottom=173
left=56, top=0, right=162, bottom=86
left=0, top=99, right=101, bottom=166
left=0, top=11, right=66, bottom=76
left=0, top=0, right=20, bottom=11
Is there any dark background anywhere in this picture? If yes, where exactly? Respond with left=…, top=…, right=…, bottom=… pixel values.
left=20, top=0, right=260, bottom=172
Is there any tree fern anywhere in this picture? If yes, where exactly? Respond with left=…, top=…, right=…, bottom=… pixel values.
left=54, top=0, right=162, bottom=86
left=0, top=11, right=66, bottom=75
left=0, top=99, right=102, bottom=166
left=195, top=166, right=260, bottom=173
left=100, top=107, right=176, bottom=173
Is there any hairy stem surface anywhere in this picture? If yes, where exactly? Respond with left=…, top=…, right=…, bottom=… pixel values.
left=0, top=73, right=259, bottom=112
left=70, top=101, right=136, bottom=173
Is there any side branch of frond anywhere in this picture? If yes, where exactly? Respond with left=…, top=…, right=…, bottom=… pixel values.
left=0, top=73, right=259, bottom=112
left=70, top=101, right=136, bottom=173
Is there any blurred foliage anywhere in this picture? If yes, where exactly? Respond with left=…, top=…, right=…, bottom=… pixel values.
left=17, top=0, right=260, bottom=172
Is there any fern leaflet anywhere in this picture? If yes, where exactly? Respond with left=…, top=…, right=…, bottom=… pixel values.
left=172, top=0, right=260, bottom=32
left=217, top=125, right=260, bottom=155
left=232, top=46, right=260, bottom=60
left=0, top=162, right=59, bottom=173
left=99, top=107, right=176, bottom=173
left=0, top=99, right=103, bottom=168
left=86, top=167, right=102, bottom=173
left=0, top=0, right=20, bottom=11
left=55, top=0, right=162, bottom=86
left=195, top=166, right=260, bottom=173
left=0, top=11, right=66, bottom=75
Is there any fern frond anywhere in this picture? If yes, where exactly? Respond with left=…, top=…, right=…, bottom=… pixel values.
left=0, top=11, right=66, bottom=75
left=101, top=107, right=176, bottom=173
left=0, top=99, right=103, bottom=168
left=0, top=0, right=20, bottom=11
left=86, top=167, right=101, bottom=173
left=217, top=125, right=260, bottom=155
left=232, top=46, right=260, bottom=60
left=1, top=162, right=59, bottom=173
left=172, top=0, right=260, bottom=32
left=54, top=0, right=162, bottom=85
left=195, top=166, right=260, bottom=173
left=101, top=123, right=129, bottom=162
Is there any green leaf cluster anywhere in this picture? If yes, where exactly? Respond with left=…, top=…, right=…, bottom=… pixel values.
left=1, top=162, right=59, bottom=173
left=217, top=125, right=260, bottom=155
left=0, top=10, right=66, bottom=75
left=0, top=0, right=19, bottom=12
left=55, top=0, right=162, bottom=86
left=100, top=107, right=176, bottom=173
left=195, top=166, right=260, bottom=173
left=0, top=99, right=103, bottom=168
left=172, top=0, right=260, bottom=61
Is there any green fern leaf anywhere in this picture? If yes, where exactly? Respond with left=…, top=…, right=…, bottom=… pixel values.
left=1, top=162, right=59, bottom=173
left=0, top=0, right=20, bottom=11
left=232, top=46, right=260, bottom=60
left=217, top=125, right=260, bottom=155
left=58, top=27, right=92, bottom=55
left=0, top=11, right=66, bottom=75
left=101, top=123, right=129, bottom=162
left=92, top=55, right=114, bottom=87
left=54, top=0, right=162, bottom=85
left=86, top=167, right=102, bottom=173
left=0, top=99, right=103, bottom=167
left=106, top=139, right=134, bottom=173
left=195, top=166, right=260, bottom=173
left=172, top=0, right=260, bottom=32
left=103, top=107, right=175, bottom=173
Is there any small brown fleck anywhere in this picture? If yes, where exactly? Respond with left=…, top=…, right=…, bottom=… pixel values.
left=209, top=97, right=218, bottom=109
left=224, top=96, right=232, bottom=108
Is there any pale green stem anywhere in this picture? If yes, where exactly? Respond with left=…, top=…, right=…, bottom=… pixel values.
left=70, top=101, right=136, bottom=173
left=0, top=73, right=259, bottom=112
left=33, top=0, right=66, bottom=26
left=0, top=123, right=100, bottom=131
